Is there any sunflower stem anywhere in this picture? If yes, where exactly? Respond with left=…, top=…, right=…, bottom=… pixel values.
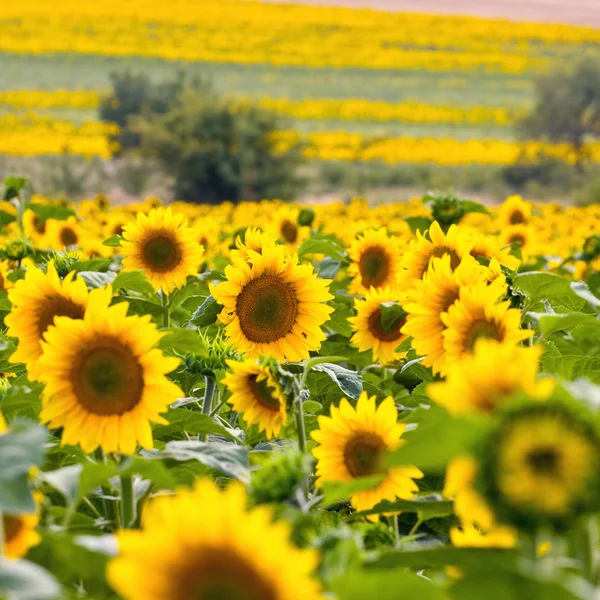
left=95, top=448, right=118, bottom=529
left=119, top=474, right=135, bottom=529
left=293, top=398, right=307, bottom=454
left=202, top=376, right=216, bottom=416
left=161, top=289, right=170, bottom=328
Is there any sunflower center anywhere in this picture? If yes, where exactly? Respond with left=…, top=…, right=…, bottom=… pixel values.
left=367, top=308, right=405, bottom=343
left=280, top=220, right=298, bottom=244
left=344, top=431, right=387, bottom=478
left=36, top=295, right=86, bottom=338
left=112, top=223, right=125, bottom=236
left=359, top=247, right=390, bottom=288
left=466, top=319, right=503, bottom=352
left=72, top=338, right=144, bottom=415
left=173, top=547, right=277, bottom=600
left=60, top=227, right=78, bottom=247
left=430, top=247, right=461, bottom=270
left=2, top=515, right=23, bottom=543
left=236, top=274, right=298, bottom=344
left=142, top=234, right=182, bottom=273
left=507, top=233, right=525, bottom=247
left=509, top=210, right=525, bottom=225
left=527, top=447, right=559, bottom=475
left=248, top=374, right=281, bottom=412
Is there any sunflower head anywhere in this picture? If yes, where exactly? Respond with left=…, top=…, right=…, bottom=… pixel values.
left=3, top=493, right=43, bottom=559
left=121, top=207, right=204, bottom=292
left=497, top=194, right=532, bottom=227
left=477, top=398, right=600, bottom=530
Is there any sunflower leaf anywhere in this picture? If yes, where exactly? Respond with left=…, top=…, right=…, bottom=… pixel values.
left=321, top=474, right=386, bottom=506
left=298, top=237, right=347, bottom=261
left=380, top=303, right=407, bottom=334
left=350, top=495, right=453, bottom=519
left=159, top=328, right=208, bottom=355
left=188, top=295, right=221, bottom=327
left=312, top=363, right=362, bottom=400
left=102, top=235, right=122, bottom=247
left=111, top=270, right=155, bottom=294
left=78, top=271, right=116, bottom=289
left=0, top=559, right=61, bottom=600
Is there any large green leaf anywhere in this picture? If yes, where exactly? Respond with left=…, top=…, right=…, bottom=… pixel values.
left=529, top=312, right=600, bottom=336
left=159, top=328, right=208, bottom=355
left=26, top=202, right=75, bottom=222
left=155, top=409, right=240, bottom=442
left=351, top=495, right=453, bottom=520
left=298, top=237, right=347, bottom=261
left=311, top=363, right=362, bottom=400
left=0, top=559, right=61, bottom=600
left=512, top=272, right=582, bottom=307
left=188, top=295, right=221, bottom=327
left=111, top=270, right=154, bottom=294
left=322, top=475, right=386, bottom=506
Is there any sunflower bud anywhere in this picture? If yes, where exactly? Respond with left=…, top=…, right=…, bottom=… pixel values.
left=51, top=251, right=82, bottom=278
left=582, top=235, right=600, bottom=261
left=251, top=451, right=311, bottom=505
left=298, top=207, right=315, bottom=228
left=429, top=193, right=465, bottom=227
left=5, top=237, right=33, bottom=261
left=0, top=375, right=13, bottom=402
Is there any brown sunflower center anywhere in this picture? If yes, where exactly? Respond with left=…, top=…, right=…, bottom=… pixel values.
left=465, top=319, right=504, bottom=352
left=36, top=295, right=86, bottom=339
left=248, top=374, right=281, bottom=412
left=60, top=227, right=78, bottom=247
left=142, top=234, right=182, bottom=273
left=3, top=515, right=23, bottom=543
left=172, top=547, right=277, bottom=600
left=507, top=233, right=526, bottom=247
left=344, top=431, right=387, bottom=478
left=72, top=338, right=144, bottom=415
left=509, top=210, right=525, bottom=225
left=236, top=274, right=298, bottom=344
left=527, top=446, right=560, bottom=475
left=0, top=272, right=5, bottom=290
left=367, top=308, right=405, bottom=343
left=280, top=220, right=298, bottom=244
left=33, top=215, right=46, bottom=235
left=358, top=247, right=390, bottom=288
left=112, top=223, right=125, bottom=237
left=429, top=247, right=461, bottom=270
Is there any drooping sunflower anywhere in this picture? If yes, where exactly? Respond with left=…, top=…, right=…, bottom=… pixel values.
left=36, top=295, right=183, bottom=455
left=6, top=261, right=98, bottom=376
left=223, top=359, right=288, bottom=438
left=311, top=392, right=423, bottom=512
left=497, top=194, right=532, bottom=228
left=349, top=287, right=409, bottom=364
left=211, top=244, right=333, bottom=362
left=108, top=479, right=324, bottom=600
left=441, top=284, right=532, bottom=366
left=428, top=340, right=553, bottom=415
left=44, top=216, right=83, bottom=250
left=478, top=400, right=600, bottom=529
left=397, top=221, right=473, bottom=290
left=121, top=207, right=205, bottom=292
left=348, top=228, right=403, bottom=294
left=402, top=255, right=501, bottom=375
left=3, top=493, right=43, bottom=559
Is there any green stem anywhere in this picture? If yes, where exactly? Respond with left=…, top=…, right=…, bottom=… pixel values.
left=393, top=515, right=400, bottom=547
left=119, top=474, right=135, bottom=529
left=408, top=517, right=423, bottom=537
left=95, top=449, right=117, bottom=529
left=161, top=290, right=170, bottom=328
left=294, top=398, right=307, bottom=454
left=210, top=396, right=228, bottom=418
left=202, top=376, right=216, bottom=416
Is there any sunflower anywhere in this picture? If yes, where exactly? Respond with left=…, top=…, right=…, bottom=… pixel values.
left=500, top=224, right=534, bottom=260
left=269, top=205, right=310, bottom=251
left=6, top=261, right=98, bottom=376
left=402, top=255, right=501, bottom=375
left=121, top=207, right=204, bottom=292
left=467, top=233, right=521, bottom=271
left=349, top=287, right=409, bottom=364
left=478, top=400, right=600, bottom=529
left=428, top=340, right=553, bottom=415
left=36, top=295, right=183, bottom=455
left=348, top=228, right=403, bottom=294
left=441, top=284, right=532, bottom=366
left=0, top=260, right=14, bottom=291
left=211, top=244, right=333, bottom=362
left=44, top=216, right=83, bottom=250
left=107, top=478, right=323, bottom=600
left=22, top=208, right=47, bottom=239
left=397, top=221, right=473, bottom=291
left=3, top=493, right=43, bottom=559
left=223, top=359, right=288, bottom=438
left=311, top=392, right=423, bottom=512
left=232, top=227, right=280, bottom=262
left=497, top=194, right=532, bottom=227
left=444, top=456, right=516, bottom=549
left=0, top=410, right=6, bottom=432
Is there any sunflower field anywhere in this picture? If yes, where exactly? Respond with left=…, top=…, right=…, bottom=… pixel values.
left=0, top=182, right=600, bottom=599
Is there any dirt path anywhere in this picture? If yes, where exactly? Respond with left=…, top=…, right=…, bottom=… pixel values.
left=268, top=0, right=600, bottom=28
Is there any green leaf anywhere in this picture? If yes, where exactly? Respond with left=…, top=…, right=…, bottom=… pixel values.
left=112, top=270, right=154, bottom=294
left=26, top=202, right=75, bottom=223
left=0, top=559, right=61, bottom=600
left=161, top=441, right=249, bottom=483
left=0, top=422, right=47, bottom=482
left=461, top=200, right=491, bottom=216
left=571, top=280, right=600, bottom=312
left=0, top=209, right=16, bottom=230
left=379, top=302, right=407, bottom=334
left=351, top=494, right=453, bottom=519
left=322, top=474, right=386, bottom=506
left=325, top=302, right=353, bottom=337
left=318, top=256, right=342, bottom=279
left=119, top=457, right=177, bottom=490
left=312, top=363, right=362, bottom=399
left=404, top=216, right=433, bottom=235
left=189, top=295, right=221, bottom=327
left=102, top=234, right=122, bottom=247
left=298, top=237, right=347, bottom=261
left=529, top=312, right=600, bottom=336
left=386, top=406, right=483, bottom=472
left=156, top=409, right=240, bottom=442
left=541, top=354, right=600, bottom=382
left=302, top=400, right=323, bottom=414
left=78, top=271, right=116, bottom=289
left=333, top=568, right=445, bottom=600
left=159, top=328, right=208, bottom=355
left=512, top=272, right=582, bottom=306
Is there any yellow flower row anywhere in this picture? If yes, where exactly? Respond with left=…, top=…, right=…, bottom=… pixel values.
left=2, top=0, right=598, bottom=73
left=0, top=89, right=100, bottom=110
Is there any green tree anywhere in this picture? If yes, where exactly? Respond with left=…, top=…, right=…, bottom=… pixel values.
left=519, top=55, right=600, bottom=167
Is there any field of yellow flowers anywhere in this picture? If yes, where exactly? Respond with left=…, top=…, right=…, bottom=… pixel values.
left=0, top=0, right=599, bottom=167
left=2, top=182, right=600, bottom=599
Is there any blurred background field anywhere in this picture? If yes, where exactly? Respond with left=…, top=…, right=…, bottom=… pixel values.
left=1, top=0, right=600, bottom=203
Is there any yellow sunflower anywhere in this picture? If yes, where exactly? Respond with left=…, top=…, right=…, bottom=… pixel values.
left=441, top=284, right=532, bottom=366
left=467, top=233, right=521, bottom=271
left=22, top=209, right=47, bottom=239
left=496, top=194, right=532, bottom=227
left=6, top=261, right=98, bottom=376
left=311, top=392, right=423, bottom=512
left=269, top=205, right=310, bottom=251
left=0, top=410, right=6, bottom=432
left=500, top=224, right=535, bottom=261
left=401, top=255, right=501, bottom=375
left=3, top=493, right=43, bottom=559
left=349, top=287, right=409, bottom=364
left=121, top=207, right=205, bottom=292
left=397, top=221, right=473, bottom=290
left=108, top=478, right=323, bottom=600
left=232, top=227, right=280, bottom=262
left=348, top=228, right=403, bottom=294
left=429, top=340, right=553, bottom=415
left=211, top=244, right=333, bottom=362
left=36, top=295, right=183, bottom=455
left=44, top=216, right=83, bottom=250
left=0, top=260, right=14, bottom=291
left=223, top=359, right=288, bottom=438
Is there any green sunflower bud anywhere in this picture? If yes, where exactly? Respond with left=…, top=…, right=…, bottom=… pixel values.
left=50, top=251, right=81, bottom=278
left=426, top=192, right=465, bottom=227
left=0, top=375, right=13, bottom=402
left=297, top=207, right=315, bottom=228
left=582, top=235, right=600, bottom=261
left=5, top=237, right=33, bottom=261
left=251, top=451, right=311, bottom=505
